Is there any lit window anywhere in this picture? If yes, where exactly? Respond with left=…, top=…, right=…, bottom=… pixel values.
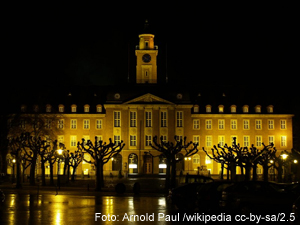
left=280, top=120, right=287, bottom=130
left=83, top=119, right=90, bottom=129
left=130, top=111, right=137, bottom=127
left=21, top=105, right=26, bottom=112
left=96, top=105, right=102, bottom=113
left=84, top=104, right=90, bottom=113
left=146, top=111, right=152, bottom=127
left=193, top=135, right=200, bottom=145
left=256, top=136, right=262, bottom=147
left=255, top=120, right=262, bottom=130
left=218, top=120, right=225, bottom=130
left=268, top=120, right=274, bottom=130
left=71, top=119, right=77, bottom=129
left=206, top=105, right=212, bottom=113
left=243, top=136, right=250, bottom=147
left=255, top=105, right=261, bottom=113
left=243, top=105, right=249, bottom=113
left=114, top=135, right=121, bottom=145
left=70, top=136, right=77, bottom=147
left=96, top=119, right=102, bottom=129
left=243, top=120, right=249, bottom=130
left=193, top=119, right=200, bottom=130
left=231, top=105, right=237, bottom=113
left=114, top=111, right=121, bottom=127
left=58, top=119, right=64, bottom=129
left=218, top=105, right=224, bottom=113
left=176, top=111, right=183, bottom=127
left=281, top=136, right=287, bottom=147
left=71, top=105, right=77, bottom=113
left=58, top=104, right=64, bottom=113
left=206, top=120, right=212, bottom=130
left=231, top=120, right=237, bottom=130
left=130, top=135, right=137, bottom=146
left=206, top=136, right=212, bottom=147
left=194, top=105, right=199, bottom=113
left=268, top=136, right=275, bottom=145
left=46, top=104, right=52, bottom=113
left=161, top=111, right=167, bottom=127
left=267, top=105, right=274, bottom=113
left=145, top=135, right=152, bottom=146
left=193, top=154, right=200, bottom=164
left=218, top=136, right=225, bottom=147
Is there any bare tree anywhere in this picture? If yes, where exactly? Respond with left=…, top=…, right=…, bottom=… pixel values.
left=150, top=136, right=198, bottom=190
left=78, top=137, right=125, bottom=191
left=69, top=149, right=83, bottom=181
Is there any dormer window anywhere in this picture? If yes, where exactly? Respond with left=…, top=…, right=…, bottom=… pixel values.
left=193, top=105, right=199, bottom=113
left=267, top=105, right=274, bottom=113
left=255, top=105, right=261, bottom=113
left=33, top=105, right=39, bottom=113
left=96, top=104, right=102, bottom=113
left=231, top=105, right=237, bottom=113
left=206, top=105, right=212, bottom=113
left=84, top=104, right=90, bottom=113
left=243, top=105, right=249, bottom=113
left=46, top=104, right=52, bottom=113
left=21, top=105, right=26, bottom=112
left=71, top=104, right=77, bottom=113
left=218, top=105, right=224, bottom=113
left=58, top=104, right=64, bottom=113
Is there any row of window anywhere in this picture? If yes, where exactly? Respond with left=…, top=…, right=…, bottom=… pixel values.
left=194, top=105, right=274, bottom=113
left=17, top=117, right=288, bottom=132
left=20, top=104, right=103, bottom=113
left=60, top=134, right=287, bottom=149
left=193, top=119, right=287, bottom=130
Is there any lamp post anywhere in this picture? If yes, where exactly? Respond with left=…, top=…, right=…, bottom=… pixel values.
left=56, top=148, right=64, bottom=190
left=280, top=150, right=289, bottom=182
left=185, top=157, right=191, bottom=174
left=12, top=158, right=16, bottom=184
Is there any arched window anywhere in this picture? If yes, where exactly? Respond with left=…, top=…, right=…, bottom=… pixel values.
left=193, top=154, right=200, bottom=165
left=84, top=104, right=90, bottom=113
left=58, top=104, right=64, bottom=113
left=255, top=105, right=261, bottom=113
left=218, top=105, right=224, bottom=113
left=96, top=104, right=102, bottom=113
left=71, top=104, right=77, bottom=113
left=230, top=105, right=237, bottom=113
left=112, top=154, right=122, bottom=171
left=128, top=153, right=138, bottom=174
left=206, top=105, right=212, bottom=113
left=267, top=105, right=274, bottom=113
left=243, top=105, right=249, bottom=113
left=46, top=104, right=52, bottom=113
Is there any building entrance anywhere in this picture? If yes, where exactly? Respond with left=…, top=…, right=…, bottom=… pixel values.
left=143, top=155, right=152, bottom=174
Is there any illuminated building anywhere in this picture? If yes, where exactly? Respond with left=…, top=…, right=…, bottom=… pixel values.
left=7, top=26, right=294, bottom=179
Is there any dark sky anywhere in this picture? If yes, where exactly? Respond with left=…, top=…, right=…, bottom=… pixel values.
left=2, top=3, right=298, bottom=90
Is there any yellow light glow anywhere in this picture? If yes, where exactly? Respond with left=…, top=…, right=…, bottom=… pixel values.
left=294, top=159, right=298, bottom=164
left=281, top=153, right=288, bottom=160
left=57, top=149, right=63, bottom=155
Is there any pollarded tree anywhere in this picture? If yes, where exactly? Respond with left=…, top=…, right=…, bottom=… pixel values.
left=69, top=149, right=83, bottom=181
left=150, top=136, right=198, bottom=190
left=78, top=137, right=125, bottom=191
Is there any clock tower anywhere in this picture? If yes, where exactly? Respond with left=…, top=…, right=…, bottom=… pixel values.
left=135, top=22, right=158, bottom=84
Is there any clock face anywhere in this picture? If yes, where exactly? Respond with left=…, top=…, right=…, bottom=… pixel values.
left=142, top=54, right=151, bottom=63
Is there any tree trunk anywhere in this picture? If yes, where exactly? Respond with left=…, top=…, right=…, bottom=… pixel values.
left=30, top=155, right=37, bottom=185
left=170, top=159, right=177, bottom=189
left=230, top=162, right=236, bottom=181
left=41, top=161, right=46, bottom=186
left=71, top=166, right=76, bottom=181
left=16, top=155, right=22, bottom=189
left=165, top=159, right=171, bottom=191
left=95, top=161, right=104, bottom=191
left=49, top=162, right=54, bottom=186
left=220, top=163, right=224, bottom=180
left=245, top=164, right=251, bottom=181
left=263, top=163, right=269, bottom=182
left=252, top=163, right=258, bottom=181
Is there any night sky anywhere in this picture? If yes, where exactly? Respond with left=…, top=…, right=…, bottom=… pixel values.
left=2, top=3, right=299, bottom=107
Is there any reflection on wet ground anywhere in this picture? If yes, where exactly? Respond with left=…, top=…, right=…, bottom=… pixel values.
left=0, top=194, right=177, bottom=225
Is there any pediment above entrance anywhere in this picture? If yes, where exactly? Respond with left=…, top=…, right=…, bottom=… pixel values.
left=123, top=93, right=174, bottom=105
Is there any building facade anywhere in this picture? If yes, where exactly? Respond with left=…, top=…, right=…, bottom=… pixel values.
left=9, top=29, right=294, bottom=179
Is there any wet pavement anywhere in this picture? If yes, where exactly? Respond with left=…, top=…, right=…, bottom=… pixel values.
left=0, top=193, right=181, bottom=225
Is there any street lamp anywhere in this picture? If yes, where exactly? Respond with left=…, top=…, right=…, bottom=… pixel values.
left=185, top=157, right=191, bottom=174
